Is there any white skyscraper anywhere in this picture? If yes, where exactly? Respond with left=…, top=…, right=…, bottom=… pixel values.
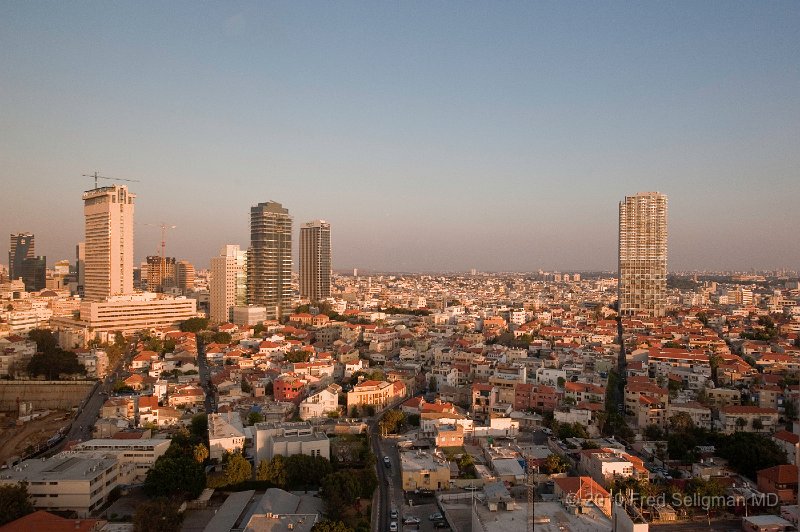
left=618, top=191, right=668, bottom=317
left=210, top=244, right=247, bottom=323
left=82, top=185, right=136, bottom=301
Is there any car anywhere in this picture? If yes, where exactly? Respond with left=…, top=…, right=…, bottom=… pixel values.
left=384, top=456, right=391, bottom=467
left=433, top=521, right=449, bottom=529
left=403, top=516, right=421, bottom=525
left=428, top=512, right=443, bottom=521
left=389, top=522, right=398, bottom=532
left=390, top=509, right=398, bottom=520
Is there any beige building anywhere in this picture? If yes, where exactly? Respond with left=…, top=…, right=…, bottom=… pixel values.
left=298, top=383, right=341, bottom=420
left=346, top=379, right=407, bottom=412
left=210, top=245, right=247, bottom=323
left=53, top=293, right=197, bottom=337
left=299, top=220, right=331, bottom=301
left=618, top=191, right=667, bottom=317
left=82, top=185, right=135, bottom=301
left=719, top=405, right=779, bottom=434
left=175, top=260, right=195, bottom=292
left=0, top=452, right=135, bottom=517
left=74, top=438, right=170, bottom=481
left=400, top=450, right=450, bottom=491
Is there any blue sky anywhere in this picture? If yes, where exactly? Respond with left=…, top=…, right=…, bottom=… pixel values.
left=1, top=2, right=798, bottom=272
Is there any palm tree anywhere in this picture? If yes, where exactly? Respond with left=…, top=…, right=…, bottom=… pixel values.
left=735, top=417, right=747, bottom=432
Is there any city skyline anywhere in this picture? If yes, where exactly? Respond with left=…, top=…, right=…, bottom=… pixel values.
left=1, top=3, right=798, bottom=272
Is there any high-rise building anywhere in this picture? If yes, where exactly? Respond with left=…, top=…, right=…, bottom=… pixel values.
left=9, top=233, right=35, bottom=281
left=175, top=260, right=195, bottom=292
left=247, top=202, right=292, bottom=320
left=83, top=185, right=135, bottom=301
left=210, top=245, right=247, bottom=323
left=144, top=256, right=176, bottom=292
left=299, top=220, right=331, bottom=301
left=21, top=256, right=46, bottom=292
left=618, top=191, right=668, bottom=317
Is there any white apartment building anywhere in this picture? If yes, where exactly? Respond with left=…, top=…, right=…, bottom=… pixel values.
left=253, top=421, right=330, bottom=465
left=210, top=244, right=247, bottom=324
left=208, top=411, right=246, bottom=460
left=298, top=383, right=341, bottom=420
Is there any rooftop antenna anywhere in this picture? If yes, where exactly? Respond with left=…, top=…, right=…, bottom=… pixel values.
left=82, top=171, right=140, bottom=190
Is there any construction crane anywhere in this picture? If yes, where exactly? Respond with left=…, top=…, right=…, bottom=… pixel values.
left=144, top=223, right=177, bottom=290
left=82, top=171, right=140, bottom=190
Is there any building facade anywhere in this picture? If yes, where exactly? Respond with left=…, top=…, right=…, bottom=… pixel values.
left=8, top=232, right=35, bottom=282
left=175, top=260, right=195, bottom=292
left=82, top=185, right=135, bottom=301
left=210, top=244, right=247, bottom=323
left=247, top=202, right=292, bottom=320
left=299, top=220, right=331, bottom=301
left=618, top=191, right=668, bottom=317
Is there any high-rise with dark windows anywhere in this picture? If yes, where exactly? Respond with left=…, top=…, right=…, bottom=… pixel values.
left=9, top=233, right=35, bottom=282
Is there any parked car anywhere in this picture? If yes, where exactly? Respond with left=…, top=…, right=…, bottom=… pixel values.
left=389, top=521, right=398, bottom=532
left=384, top=456, right=391, bottom=467
left=428, top=512, right=443, bottom=521
left=404, top=516, right=421, bottom=525
left=433, top=521, right=449, bottom=529
left=390, top=509, right=398, bottom=520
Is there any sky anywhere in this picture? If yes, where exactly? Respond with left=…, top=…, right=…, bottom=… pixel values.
left=1, top=2, right=798, bottom=273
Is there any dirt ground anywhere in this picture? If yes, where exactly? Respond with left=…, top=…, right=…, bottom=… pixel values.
left=0, top=410, right=72, bottom=465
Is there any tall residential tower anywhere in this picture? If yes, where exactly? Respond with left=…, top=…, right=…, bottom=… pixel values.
left=618, top=191, right=668, bottom=317
left=247, top=202, right=292, bottom=319
left=82, top=185, right=136, bottom=301
left=299, top=220, right=331, bottom=301
left=210, top=245, right=247, bottom=323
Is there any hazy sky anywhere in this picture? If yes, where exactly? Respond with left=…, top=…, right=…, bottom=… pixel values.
left=1, top=2, right=798, bottom=273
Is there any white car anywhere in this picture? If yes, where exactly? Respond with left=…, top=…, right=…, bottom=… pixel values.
left=389, top=521, right=398, bottom=531
left=404, top=516, right=421, bottom=525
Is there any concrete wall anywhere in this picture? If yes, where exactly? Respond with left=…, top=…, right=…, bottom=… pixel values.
left=0, top=381, right=96, bottom=412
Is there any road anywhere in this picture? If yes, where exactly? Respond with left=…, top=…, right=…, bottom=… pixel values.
left=52, top=340, right=137, bottom=452
left=196, top=336, right=216, bottom=415
left=369, top=417, right=391, bottom=532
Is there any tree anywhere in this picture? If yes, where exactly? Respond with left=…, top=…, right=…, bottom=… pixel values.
left=27, top=349, right=87, bottom=379
left=543, top=454, right=569, bottom=474
left=190, top=413, right=208, bottom=441
left=379, top=410, right=406, bottom=435
left=735, top=417, right=747, bottom=432
left=785, top=399, right=798, bottom=422
left=180, top=317, right=209, bottom=333
left=27, top=328, right=58, bottom=353
left=211, top=331, right=232, bottom=344
left=321, top=471, right=361, bottom=519
left=311, top=520, right=354, bottom=532
left=260, top=455, right=287, bottom=487
left=716, top=432, right=787, bottom=479
left=225, top=453, right=252, bottom=485
left=248, top=411, right=265, bottom=425
left=752, top=417, right=764, bottom=432
left=0, top=483, right=34, bottom=526
left=144, top=453, right=206, bottom=500
left=133, top=498, right=183, bottom=532
left=669, top=412, right=695, bottom=434
left=193, top=443, right=209, bottom=464
left=349, top=405, right=360, bottom=418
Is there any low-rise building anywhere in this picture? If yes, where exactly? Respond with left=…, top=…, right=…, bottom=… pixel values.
left=253, top=421, right=330, bottom=465
left=399, top=450, right=450, bottom=491
left=208, top=411, right=246, bottom=460
left=718, top=405, right=779, bottom=434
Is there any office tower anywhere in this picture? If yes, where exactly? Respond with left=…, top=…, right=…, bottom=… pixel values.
left=9, top=233, right=35, bottom=281
left=83, top=185, right=135, bottom=301
left=210, top=245, right=247, bottom=323
left=144, top=255, right=176, bottom=292
left=175, top=260, right=195, bottom=292
left=618, top=191, right=668, bottom=317
left=75, top=242, right=85, bottom=297
left=247, top=201, right=292, bottom=320
left=299, top=220, right=331, bottom=301
left=21, top=256, right=46, bottom=291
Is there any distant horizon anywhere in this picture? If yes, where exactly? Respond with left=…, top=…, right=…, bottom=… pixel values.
left=2, top=3, right=798, bottom=272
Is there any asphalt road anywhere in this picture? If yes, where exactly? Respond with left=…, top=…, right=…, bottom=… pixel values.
left=370, top=418, right=391, bottom=532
